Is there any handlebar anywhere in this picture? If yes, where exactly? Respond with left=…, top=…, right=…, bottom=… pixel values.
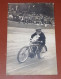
left=30, top=40, right=42, bottom=43
left=30, top=43, right=40, bottom=46
left=29, top=40, right=42, bottom=46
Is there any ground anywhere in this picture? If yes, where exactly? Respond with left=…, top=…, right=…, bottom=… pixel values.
left=6, top=21, right=57, bottom=75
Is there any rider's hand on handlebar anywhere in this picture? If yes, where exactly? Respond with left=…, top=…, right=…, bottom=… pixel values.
left=30, top=38, right=32, bottom=42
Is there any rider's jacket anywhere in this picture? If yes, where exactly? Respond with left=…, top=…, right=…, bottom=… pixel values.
left=31, top=32, right=46, bottom=45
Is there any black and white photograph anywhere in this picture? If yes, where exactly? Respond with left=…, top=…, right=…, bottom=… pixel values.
left=6, top=3, right=57, bottom=75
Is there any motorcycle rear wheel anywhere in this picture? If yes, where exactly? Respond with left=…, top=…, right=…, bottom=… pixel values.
left=37, top=45, right=47, bottom=59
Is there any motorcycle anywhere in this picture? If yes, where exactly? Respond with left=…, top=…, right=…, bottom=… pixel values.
left=17, top=40, right=47, bottom=63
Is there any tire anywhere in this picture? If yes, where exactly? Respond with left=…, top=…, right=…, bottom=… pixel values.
left=17, top=46, right=29, bottom=63
left=37, top=45, right=47, bottom=59
left=37, top=51, right=43, bottom=59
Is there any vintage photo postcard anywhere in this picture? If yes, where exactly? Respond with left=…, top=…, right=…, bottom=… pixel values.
left=6, top=3, right=57, bottom=75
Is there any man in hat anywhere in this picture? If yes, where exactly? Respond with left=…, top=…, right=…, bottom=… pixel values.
left=30, top=28, right=46, bottom=54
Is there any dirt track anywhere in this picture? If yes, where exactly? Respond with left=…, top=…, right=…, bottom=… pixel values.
left=6, top=22, right=57, bottom=75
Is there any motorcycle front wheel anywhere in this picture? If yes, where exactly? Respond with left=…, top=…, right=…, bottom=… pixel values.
left=17, top=46, right=29, bottom=63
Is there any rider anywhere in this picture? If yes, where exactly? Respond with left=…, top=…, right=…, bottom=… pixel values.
left=30, top=28, right=46, bottom=53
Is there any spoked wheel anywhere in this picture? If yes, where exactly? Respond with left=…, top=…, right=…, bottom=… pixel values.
left=17, top=46, right=29, bottom=63
left=37, top=45, right=47, bottom=59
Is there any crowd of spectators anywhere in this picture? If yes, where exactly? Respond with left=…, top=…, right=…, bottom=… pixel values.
left=8, top=11, right=54, bottom=26
left=8, top=3, right=55, bottom=27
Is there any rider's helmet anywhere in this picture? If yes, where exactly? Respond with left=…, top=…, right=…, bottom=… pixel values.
left=36, top=28, right=41, bottom=32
